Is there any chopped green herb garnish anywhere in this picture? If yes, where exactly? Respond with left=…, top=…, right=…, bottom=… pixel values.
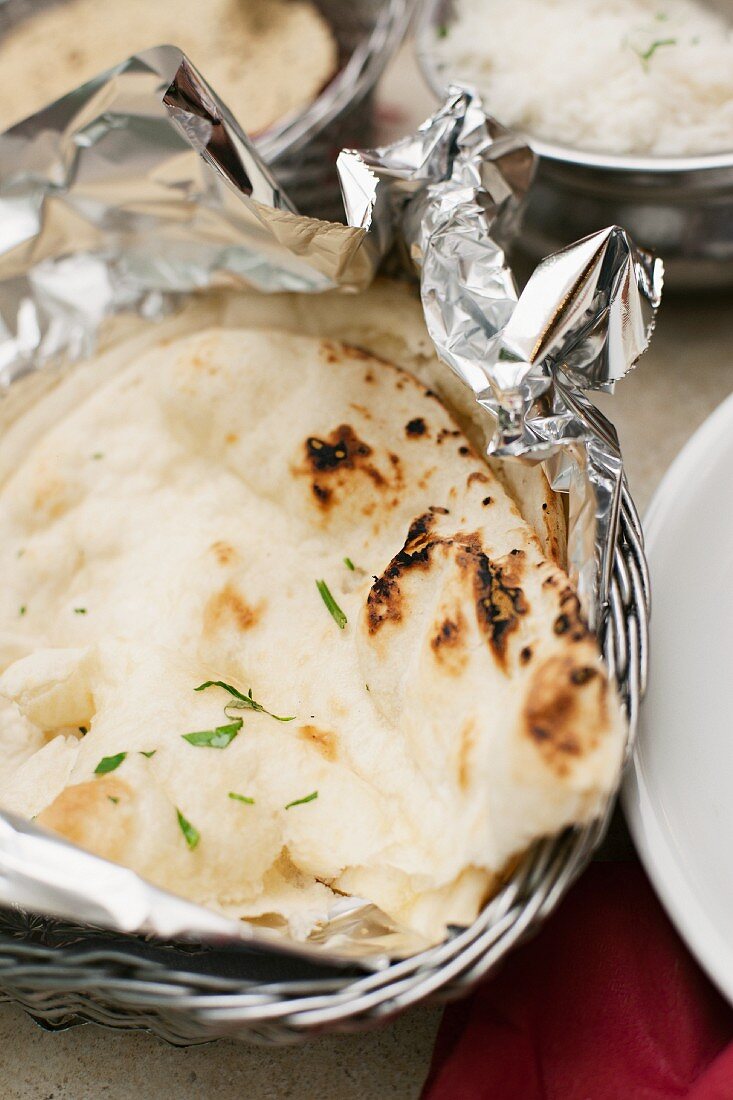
left=315, top=579, right=347, bottom=630
left=18, top=605, right=26, bottom=617
left=194, top=681, right=294, bottom=722
left=176, top=808, right=200, bottom=850
left=16, top=548, right=25, bottom=558
left=343, top=557, right=355, bottom=571
left=182, top=718, right=242, bottom=749
left=74, top=608, right=87, bottom=615
left=228, top=792, right=255, bottom=805
left=107, top=796, right=119, bottom=805
left=78, top=726, right=88, bottom=735
left=139, top=750, right=156, bottom=758
left=637, top=37, right=676, bottom=62
left=436, top=23, right=448, bottom=38
left=655, top=11, right=668, bottom=20
left=91, top=452, right=104, bottom=460
left=284, top=790, right=318, bottom=810
left=95, top=752, right=126, bottom=775
left=365, top=683, right=370, bottom=692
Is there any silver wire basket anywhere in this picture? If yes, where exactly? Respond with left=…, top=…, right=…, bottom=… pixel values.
left=0, top=480, right=648, bottom=1045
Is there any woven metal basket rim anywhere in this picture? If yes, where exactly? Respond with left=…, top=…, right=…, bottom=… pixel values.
left=0, top=473, right=649, bottom=1043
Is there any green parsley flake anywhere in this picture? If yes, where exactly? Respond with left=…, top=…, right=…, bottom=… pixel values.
left=637, top=37, right=676, bottom=62
left=107, top=796, right=119, bottom=805
left=194, top=681, right=294, bottom=722
left=344, top=557, right=355, bottom=571
left=176, top=808, right=200, bottom=850
left=74, top=608, right=87, bottom=615
left=18, top=606, right=26, bottom=617
left=92, top=453, right=104, bottom=460
left=16, top=549, right=24, bottom=559
left=95, top=752, right=126, bottom=775
left=182, top=718, right=242, bottom=749
left=139, top=750, right=156, bottom=758
left=284, top=790, right=318, bottom=810
left=315, top=579, right=347, bottom=630
left=228, top=792, right=255, bottom=805
left=436, top=24, right=448, bottom=38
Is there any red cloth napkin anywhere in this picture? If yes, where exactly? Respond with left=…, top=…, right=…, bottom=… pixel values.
left=422, top=862, right=733, bottom=1100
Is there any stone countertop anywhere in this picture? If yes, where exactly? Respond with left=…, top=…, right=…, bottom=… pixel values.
left=1, top=39, right=732, bottom=1100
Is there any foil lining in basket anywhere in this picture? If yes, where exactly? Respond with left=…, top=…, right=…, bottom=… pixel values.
left=0, top=48, right=662, bottom=967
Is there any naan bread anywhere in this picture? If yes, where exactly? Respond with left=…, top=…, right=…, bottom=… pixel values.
left=216, top=280, right=568, bottom=568
left=0, top=0, right=337, bottom=134
left=0, top=327, right=624, bottom=943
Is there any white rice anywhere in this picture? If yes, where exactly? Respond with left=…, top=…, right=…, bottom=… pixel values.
left=430, top=0, right=733, bottom=156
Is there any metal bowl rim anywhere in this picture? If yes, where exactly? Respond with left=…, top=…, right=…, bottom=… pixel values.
left=258, top=0, right=412, bottom=160
left=415, top=0, right=733, bottom=176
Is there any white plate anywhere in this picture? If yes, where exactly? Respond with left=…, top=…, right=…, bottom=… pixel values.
left=623, top=392, right=733, bottom=1004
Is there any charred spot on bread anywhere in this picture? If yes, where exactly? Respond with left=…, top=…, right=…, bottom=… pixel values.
left=552, top=586, right=589, bottom=642
left=436, top=427, right=462, bottom=445
left=432, top=617, right=461, bottom=647
left=456, top=546, right=529, bottom=668
left=406, top=417, right=428, bottom=438
left=301, top=424, right=401, bottom=511
left=430, top=610, right=469, bottom=675
left=571, top=666, right=598, bottom=685
left=366, top=512, right=440, bottom=634
left=524, top=654, right=608, bottom=776
left=306, top=426, right=370, bottom=472
left=368, top=520, right=531, bottom=666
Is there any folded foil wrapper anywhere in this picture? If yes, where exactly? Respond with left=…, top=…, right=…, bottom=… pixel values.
left=0, top=49, right=662, bottom=968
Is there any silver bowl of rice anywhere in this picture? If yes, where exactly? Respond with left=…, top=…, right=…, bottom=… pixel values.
left=417, top=0, right=733, bottom=288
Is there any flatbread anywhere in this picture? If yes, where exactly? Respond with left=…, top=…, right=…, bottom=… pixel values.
left=0, top=326, right=624, bottom=944
left=0, top=0, right=337, bottom=134
left=215, top=280, right=568, bottom=567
